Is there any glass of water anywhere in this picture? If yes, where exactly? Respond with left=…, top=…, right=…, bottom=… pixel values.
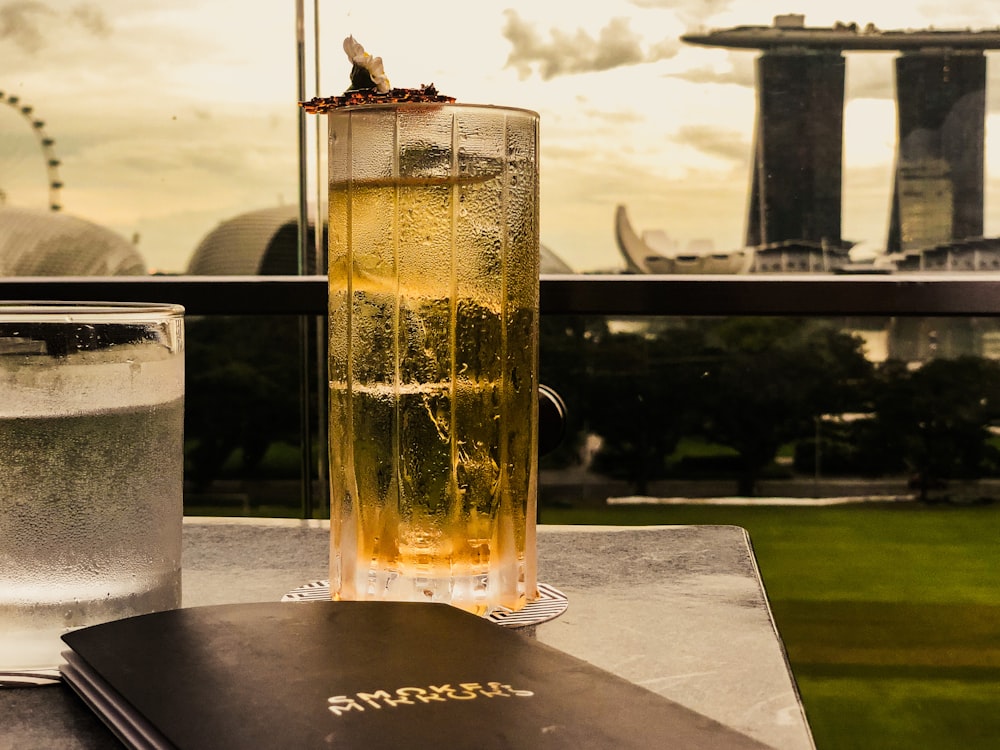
left=0, top=302, right=184, bottom=676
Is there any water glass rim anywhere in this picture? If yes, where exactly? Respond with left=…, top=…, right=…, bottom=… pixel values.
left=0, top=301, right=184, bottom=322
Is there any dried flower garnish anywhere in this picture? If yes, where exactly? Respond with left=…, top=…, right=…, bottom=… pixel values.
left=343, top=36, right=390, bottom=94
left=302, top=84, right=455, bottom=113
left=300, top=37, right=456, bottom=113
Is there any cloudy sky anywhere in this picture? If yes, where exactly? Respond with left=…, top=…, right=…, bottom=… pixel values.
left=2, top=1, right=999, bottom=272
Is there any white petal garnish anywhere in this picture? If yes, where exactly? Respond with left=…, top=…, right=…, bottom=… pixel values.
left=343, top=36, right=390, bottom=94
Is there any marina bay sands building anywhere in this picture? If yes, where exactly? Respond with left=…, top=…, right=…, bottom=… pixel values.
left=683, top=15, right=1000, bottom=270
left=890, top=52, right=986, bottom=253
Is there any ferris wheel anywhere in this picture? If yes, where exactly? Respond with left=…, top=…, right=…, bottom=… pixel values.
left=0, top=91, right=63, bottom=211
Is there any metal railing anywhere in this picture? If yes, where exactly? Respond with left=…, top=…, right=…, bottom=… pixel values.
left=6, top=273, right=1000, bottom=517
left=5, top=273, right=1000, bottom=315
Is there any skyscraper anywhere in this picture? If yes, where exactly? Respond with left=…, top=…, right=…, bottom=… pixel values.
left=888, top=52, right=986, bottom=252
left=747, top=50, right=845, bottom=248
left=682, top=16, right=1000, bottom=266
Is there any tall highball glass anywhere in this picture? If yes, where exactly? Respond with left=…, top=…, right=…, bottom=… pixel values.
left=326, top=103, right=540, bottom=614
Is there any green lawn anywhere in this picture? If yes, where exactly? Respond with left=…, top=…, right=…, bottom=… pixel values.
left=539, top=502, right=1000, bottom=750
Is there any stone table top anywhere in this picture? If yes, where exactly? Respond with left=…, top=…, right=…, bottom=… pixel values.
left=2, top=519, right=814, bottom=750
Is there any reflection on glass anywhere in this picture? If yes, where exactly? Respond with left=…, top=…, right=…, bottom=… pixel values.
left=540, top=314, right=1000, bottom=504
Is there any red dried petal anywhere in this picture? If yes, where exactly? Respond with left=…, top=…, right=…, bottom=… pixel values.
left=301, top=85, right=455, bottom=113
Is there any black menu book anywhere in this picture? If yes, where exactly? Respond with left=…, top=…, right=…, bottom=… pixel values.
left=60, top=600, right=771, bottom=749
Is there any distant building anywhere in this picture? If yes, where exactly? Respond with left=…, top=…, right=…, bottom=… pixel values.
left=746, top=49, right=845, bottom=250
left=614, top=205, right=754, bottom=274
left=188, top=205, right=573, bottom=275
left=0, top=206, right=144, bottom=276
left=540, top=245, right=575, bottom=274
left=682, top=15, right=1000, bottom=273
left=892, top=236, right=1000, bottom=272
left=888, top=52, right=986, bottom=252
left=187, top=206, right=322, bottom=275
left=751, top=239, right=852, bottom=273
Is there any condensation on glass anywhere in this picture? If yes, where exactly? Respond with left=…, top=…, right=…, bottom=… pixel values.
left=325, top=103, right=540, bottom=614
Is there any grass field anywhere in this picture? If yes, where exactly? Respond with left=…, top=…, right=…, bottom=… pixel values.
left=539, top=502, right=1000, bottom=750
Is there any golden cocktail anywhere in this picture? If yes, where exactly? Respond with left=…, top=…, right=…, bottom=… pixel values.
left=325, top=103, right=539, bottom=614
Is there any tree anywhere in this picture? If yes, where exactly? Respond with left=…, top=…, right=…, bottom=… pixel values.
left=869, top=356, right=1000, bottom=502
left=185, top=315, right=302, bottom=488
left=584, top=321, right=710, bottom=494
left=697, top=318, right=873, bottom=496
left=538, top=315, right=608, bottom=472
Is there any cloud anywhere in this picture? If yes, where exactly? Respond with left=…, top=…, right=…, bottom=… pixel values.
left=908, top=0, right=1000, bottom=26
left=674, top=124, right=750, bottom=164
left=70, top=4, right=111, bottom=38
left=0, top=1, right=110, bottom=54
left=628, top=0, right=734, bottom=27
left=580, top=107, right=646, bottom=125
left=843, top=54, right=895, bottom=100
left=668, top=60, right=755, bottom=88
left=0, top=2, right=53, bottom=53
left=502, top=10, right=679, bottom=80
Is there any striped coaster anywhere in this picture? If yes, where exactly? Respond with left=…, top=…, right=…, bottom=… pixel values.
left=281, top=581, right=568, bottom=629
left=1, top=586, right=568, bottom=688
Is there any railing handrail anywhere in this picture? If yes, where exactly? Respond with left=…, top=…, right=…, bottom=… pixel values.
left=3, top=273, right=1000, bottom=316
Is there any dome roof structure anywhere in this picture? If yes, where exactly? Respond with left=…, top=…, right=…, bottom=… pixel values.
left=540, top=244, right=574, bottom=274
left=0, top=206, right=146, bottom=276
left=187, top=206, right=322, bottom=275
left=188, top=205, right=573, bottom=275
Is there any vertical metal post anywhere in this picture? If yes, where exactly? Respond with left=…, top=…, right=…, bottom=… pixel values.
left=312, top=0, right=330, bottom=517
left=295, top=0, right=315, bottom=518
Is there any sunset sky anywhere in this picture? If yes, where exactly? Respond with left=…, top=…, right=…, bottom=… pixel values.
left=2, top=1, right=999, bottom=273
